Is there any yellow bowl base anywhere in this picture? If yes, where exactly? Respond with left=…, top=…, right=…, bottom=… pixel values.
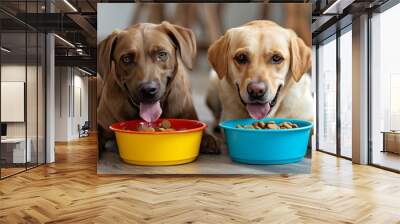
left=122, top=157, right=196, bottom=166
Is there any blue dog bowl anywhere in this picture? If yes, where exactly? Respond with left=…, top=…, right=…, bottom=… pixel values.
left=220, top=118, right=313, bottom=165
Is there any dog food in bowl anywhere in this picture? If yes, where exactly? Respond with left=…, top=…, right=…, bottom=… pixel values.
left=120, top=120, right=189, bottom=132
left=220, top=118, right=313, bottom=165
left=110, top=119, right=207, bottom=166
left=137, top=120, right=175, bottom=132
left=236, top=121, right=299, bottom=130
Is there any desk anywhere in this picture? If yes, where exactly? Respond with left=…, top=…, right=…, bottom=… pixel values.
left=382, top=131, right=400, bottom=154
left=1, top=138, right=31, bottom=163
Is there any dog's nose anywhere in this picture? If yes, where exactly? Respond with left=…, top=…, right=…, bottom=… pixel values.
left=247, top=82, right=266, bottom=100
left=139, top=81, right=160, bottom=100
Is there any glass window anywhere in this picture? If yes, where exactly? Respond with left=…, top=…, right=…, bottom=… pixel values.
left=1, top=31, right=28, bottom=177
left=317, top=36, right=337, bottom=154
left=0, top=1, right=46, bottom=179
left=371, top=3, right=400, bottom=171
left=339, top=28, right=352, bottom=158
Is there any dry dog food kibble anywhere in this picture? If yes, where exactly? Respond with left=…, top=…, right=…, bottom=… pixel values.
left=236, top=121, right=299, bottom=130
left=160, top=120, right=171, bottom=129
left=136, top=120, right=176, bottom=132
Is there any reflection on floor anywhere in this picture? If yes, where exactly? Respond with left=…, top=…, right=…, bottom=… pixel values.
left=0, top=163, right=43, bottom=178
left=0, top=167, right=25, bottom=178
left=373, top=150, right=400, bottom=171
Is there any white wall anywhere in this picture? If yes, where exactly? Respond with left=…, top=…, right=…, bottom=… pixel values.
left=1, top=65, right=40, bottom=138
left=1, top=65, right=25, bottom=133
left=55, top=66, right=69, bottom=141
left=54, top=67, right=89, bottom=141
left=71, top=73, right=89, bottom=138
left=75, top=74, right=89, bottom=122
left=1, top=65, right=26, bottom=140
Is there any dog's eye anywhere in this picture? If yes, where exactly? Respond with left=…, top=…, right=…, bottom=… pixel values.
left=156, top=51, right=168, bottom=62
left=271, top=54, right=283, bottom=64
left=121, top=54, right=134, bottom=64
left=234, top=53, right=249, bottom=64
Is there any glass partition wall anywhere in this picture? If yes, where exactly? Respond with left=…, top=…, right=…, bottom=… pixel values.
left=0, top=1, right=46, bottom=179
left=316, top=26, right=353, bottom=159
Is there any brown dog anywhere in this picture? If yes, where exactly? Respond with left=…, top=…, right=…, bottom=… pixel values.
left=97, top=21, right=218, bottom=154
left=206, top=20, right=313, bottom=126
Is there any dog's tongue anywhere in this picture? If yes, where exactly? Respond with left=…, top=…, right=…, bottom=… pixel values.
left=139, top=101, right=162, bottom=122
left=246, top=103, right=271, bottom=120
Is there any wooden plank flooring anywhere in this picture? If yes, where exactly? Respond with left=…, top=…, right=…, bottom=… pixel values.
left=1, top=167, right=26, bottom=178
left=1, top=135, right=400, bottom=223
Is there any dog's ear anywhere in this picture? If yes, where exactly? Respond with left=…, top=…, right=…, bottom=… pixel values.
left=289, top=31, right=311, bottom=82
left=208, top=33, right=230, bottom=80
left=161, top=21, right=197, bottom=70
left=97, top=30, right=120, bottom=80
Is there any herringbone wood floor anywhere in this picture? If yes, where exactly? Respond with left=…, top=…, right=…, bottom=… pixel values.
left=1, top=135, right=400, bottom=224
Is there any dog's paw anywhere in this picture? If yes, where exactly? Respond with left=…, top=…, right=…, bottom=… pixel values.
left=105, top=140, right=118, bottom=152
left=200, top=133, right=220, bottom=154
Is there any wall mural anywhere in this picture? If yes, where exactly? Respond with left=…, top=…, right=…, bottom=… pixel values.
left=96, top=3, right=313, bottom=175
